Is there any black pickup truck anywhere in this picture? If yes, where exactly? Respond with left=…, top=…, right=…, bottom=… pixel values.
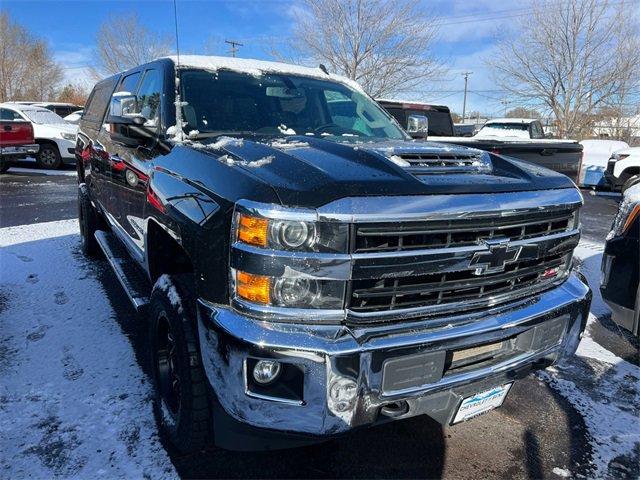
left=377, top=100, right=583, bottom=183
left=76, top=56, right=591, bottom=453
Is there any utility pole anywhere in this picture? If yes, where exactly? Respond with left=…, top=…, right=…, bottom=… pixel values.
left=225, top=39, right=243, bottom=57
left=501, top=99, right=510, bottom=116
left=461, top=71, right=472, bottom=122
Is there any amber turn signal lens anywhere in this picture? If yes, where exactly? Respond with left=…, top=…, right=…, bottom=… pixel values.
left=237, top=214, right=269, bottom=247
left=236, top=271, right=271, bottom=305
left=623, top=204, right=640, bottom=234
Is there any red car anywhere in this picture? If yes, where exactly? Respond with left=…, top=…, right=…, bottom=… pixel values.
left=0, top=104, right=40, bottom=173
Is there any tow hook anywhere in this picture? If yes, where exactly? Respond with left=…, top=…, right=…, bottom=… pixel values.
left=381, top=401, right=409, bottom=418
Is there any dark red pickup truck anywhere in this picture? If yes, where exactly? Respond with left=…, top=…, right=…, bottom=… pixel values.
left=0, top=106, right=39, bottom=173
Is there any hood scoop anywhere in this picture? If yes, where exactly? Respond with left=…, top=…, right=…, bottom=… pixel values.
left=388, top=150, right=493, bottom=175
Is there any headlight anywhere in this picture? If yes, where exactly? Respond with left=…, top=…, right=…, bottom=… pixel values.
left=607, top=198, right=640, bottom=239
left=234, top=270, right=344, bottom=309
left=61, top=132, right=76, bottom=141
left=231, top=202, right=348, bottom=314
left=234, top=212, right=348, bottom=253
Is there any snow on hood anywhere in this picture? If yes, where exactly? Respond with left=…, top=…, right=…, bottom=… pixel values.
left=164, top=55, right=366, bottom=94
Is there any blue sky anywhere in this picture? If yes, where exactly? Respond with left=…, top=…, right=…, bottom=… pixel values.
left=3, top=0, right=535, bottom=115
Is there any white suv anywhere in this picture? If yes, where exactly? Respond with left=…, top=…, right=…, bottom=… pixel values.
left=1, top=103, right=78, bottom=169
left=605, top=146, right=640, bottom=192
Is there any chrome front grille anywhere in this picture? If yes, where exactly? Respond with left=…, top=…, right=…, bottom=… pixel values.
left=354, top=210, right=574, bottom=253
left=346, top=202, right=579, bottom=323
left=349, top=253, right=567, bottom=313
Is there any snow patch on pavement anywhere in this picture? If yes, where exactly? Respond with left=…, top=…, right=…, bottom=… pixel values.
left=0, top=221, right=176, bottom=478
left=6, top=167, right=77, bottom=177
left=539, top=241, right=640, bottom=478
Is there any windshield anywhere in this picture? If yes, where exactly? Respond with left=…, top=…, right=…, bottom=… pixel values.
left=179, top=69, right=407, bottom=140
left=21, top=109, right=67, bottom=125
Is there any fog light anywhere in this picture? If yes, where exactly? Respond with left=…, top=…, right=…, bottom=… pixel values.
left=329, top=378, right=357, bottom=413
left=329, top=378, right=357, bottom=402
left=253, top=360, right=281, bottom=385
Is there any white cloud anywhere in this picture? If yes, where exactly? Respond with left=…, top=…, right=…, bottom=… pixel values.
left=54, top=46, right=96, bottom=88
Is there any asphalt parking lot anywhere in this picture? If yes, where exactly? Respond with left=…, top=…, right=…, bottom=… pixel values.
left=1, top=161, right=638, bottom=479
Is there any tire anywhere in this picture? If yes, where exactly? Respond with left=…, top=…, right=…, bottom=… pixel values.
left=622, top=174, right=640, bottom=193
left=149, top=274, right=211, bottom=453
left=78, top=187, right=100, bottom=256
left=36, top=142, right=62, bottom=169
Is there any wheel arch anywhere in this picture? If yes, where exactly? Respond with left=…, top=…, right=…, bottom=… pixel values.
left=146, top=218, right=195, bottom=287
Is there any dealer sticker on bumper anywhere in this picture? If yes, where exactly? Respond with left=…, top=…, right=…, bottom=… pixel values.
left=452, top=383, right=513, bottom=424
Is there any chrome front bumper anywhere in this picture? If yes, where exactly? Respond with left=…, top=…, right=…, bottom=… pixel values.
left=197, top=273, right=591, bottom=438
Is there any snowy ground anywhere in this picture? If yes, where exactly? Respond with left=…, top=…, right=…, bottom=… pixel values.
left=0, top=220, right=176, bottom=478
left=0, top=217, right=638, bottom=478
left=540, top=242, right=640, bottom=479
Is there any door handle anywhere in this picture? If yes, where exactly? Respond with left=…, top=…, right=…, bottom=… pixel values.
left=3, top=125, right=12, bottom=131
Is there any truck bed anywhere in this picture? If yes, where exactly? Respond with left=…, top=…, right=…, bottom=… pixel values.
left=429, top=136, right=583, bottom=182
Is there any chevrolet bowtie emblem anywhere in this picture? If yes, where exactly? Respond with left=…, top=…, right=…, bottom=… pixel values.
left=470, top=238, right=522, bottom=275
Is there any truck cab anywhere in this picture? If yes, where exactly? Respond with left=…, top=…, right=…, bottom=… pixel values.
left=0, top=103, right=40, bottom=173
left=76, top=56, right=591, bottom=453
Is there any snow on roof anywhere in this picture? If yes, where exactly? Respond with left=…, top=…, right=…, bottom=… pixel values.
left=164, top=55, right=365, bottom=94
left=376, top=98, right=449, bottom=109
left=33, top=102, right=81, bottom=107
left=0, top=102, right=50, bottom=112
left=486, top=118, right=537, bottom=124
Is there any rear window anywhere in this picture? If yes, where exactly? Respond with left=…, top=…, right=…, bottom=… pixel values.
left=83, top=78, right=117, bottom=124
left=485, top=122, right=529, bottom=131
left=21, top=109, right=66, bottom=125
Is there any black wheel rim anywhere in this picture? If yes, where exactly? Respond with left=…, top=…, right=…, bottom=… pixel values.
left=156, top=313, right=181, bottom=416
left=40, top=148, right=57, bottom=166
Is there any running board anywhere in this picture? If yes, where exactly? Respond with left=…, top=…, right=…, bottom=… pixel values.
left=94, top=230, right=150, bottom=312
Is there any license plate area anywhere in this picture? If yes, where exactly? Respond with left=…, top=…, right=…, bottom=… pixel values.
left=452, top=383, right=513, bottom=424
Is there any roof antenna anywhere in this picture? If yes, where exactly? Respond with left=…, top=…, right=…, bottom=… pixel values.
left=172, top=0, right=185, bottom=140
left=319, top=64, right=329, bottom=75
left=172, top=0, right=181, bottom=65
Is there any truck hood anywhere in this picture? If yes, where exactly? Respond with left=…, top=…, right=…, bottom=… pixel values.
left=194, top=136, right=576, bottom=208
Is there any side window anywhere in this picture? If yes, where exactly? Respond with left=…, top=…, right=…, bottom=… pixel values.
left=136, top=69, right=162, bottom=128
left=531, top=121, right=544, bottom=139
left=118, top=72, right=141, bottom=94
left=0, top=108, right=23, bottom=121
left=84, top=78, right=117, bottom=125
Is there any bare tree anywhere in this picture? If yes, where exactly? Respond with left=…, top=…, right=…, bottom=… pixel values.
left=487, top=0, right=640, bottom=138
left=93, top=13, right=172, bottom=77
left=277, top=0, right=443, bottom=98
left=0, top=12, right=62, bottom=101
left=505, top=107, right=542, bottom=119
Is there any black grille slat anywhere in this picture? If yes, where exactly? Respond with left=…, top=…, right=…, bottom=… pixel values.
left=354, top=211, right=574, bottom=253
left=352, top=258, right=563, bottom=300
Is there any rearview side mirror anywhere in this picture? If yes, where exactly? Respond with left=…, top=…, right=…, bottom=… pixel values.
left=107, top=92, right=144, bottom=125
left=106, top=92, right=147, bottom=146
left=407, top=114, right=429, bottom=139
